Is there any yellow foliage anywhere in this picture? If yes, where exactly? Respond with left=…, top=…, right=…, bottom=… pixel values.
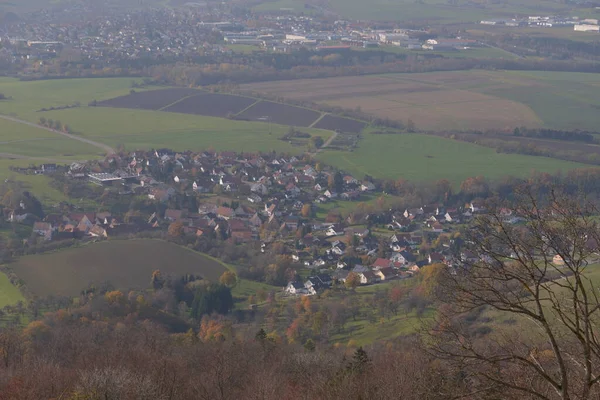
left=104, top=290, right=125, bottom=305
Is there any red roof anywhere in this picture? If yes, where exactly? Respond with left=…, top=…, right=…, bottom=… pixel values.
left=372, top=258, right=392, bottom=269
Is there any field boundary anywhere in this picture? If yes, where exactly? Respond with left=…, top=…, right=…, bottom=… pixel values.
left=309, top=112, right=327, bottom=128
left=156, top=93, right=200, bottom=111
left=234, top=98, right=262, bottom=117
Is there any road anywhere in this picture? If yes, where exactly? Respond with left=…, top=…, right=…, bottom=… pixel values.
left=0, top=114, right=116, bottom=155
left=318, top=130, right=339, bottom=153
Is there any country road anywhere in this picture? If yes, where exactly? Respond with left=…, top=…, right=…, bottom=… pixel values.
left=0, top=114, right=115, bottom=155
left=318, top=130, right=339, bottom=152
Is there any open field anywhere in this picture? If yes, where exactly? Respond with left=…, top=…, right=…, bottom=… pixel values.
left=242, top=70, right=600, bottom=131
left=237, top=100, right=321, bottom=127
left=100, top=89, right=360, bottom=129
left=318, top=134, right=587, bottom=184
left=0, top=271, right=25, bottom=309
left=0, top=79, right=335, bottom=156
left=254, top=0, right=595, bottom=22
left=467, top=25, right=600, bottom=43
left=313, top=114, right=366, bottom=133
left=40, top=107, right=333, bottom=153
left=8, top=239, right=229, bottom=297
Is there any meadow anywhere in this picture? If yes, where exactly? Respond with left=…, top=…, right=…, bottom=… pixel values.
left=8, top=239, right=229, bottom=297
left=0, top=271, right=25, bottom=309
left=318, top=134, right=587, bottom=184
left=0, top=78, right=334, bottom=156
left=242, top=70, right=600, bottom=132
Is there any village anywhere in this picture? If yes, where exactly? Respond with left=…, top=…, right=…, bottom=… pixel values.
left=4, top=149, right=515, bottom=296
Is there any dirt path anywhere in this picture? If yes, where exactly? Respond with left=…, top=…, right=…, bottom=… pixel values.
left=0, top=114, right=115, bottom=155
left=319, top=130, right=339, bottom=152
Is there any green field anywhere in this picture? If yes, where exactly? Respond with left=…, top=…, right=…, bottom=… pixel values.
left=0, top=78, right=331, bottom=156
left=43, top=107, right=332, bottom=153
left=318, top=134, right=587, bottom=184
left=254, top=0, right=593, bottom=23
left=0, top=271, right=25, bottom=308
left=8, top=239, right=229, bottom=297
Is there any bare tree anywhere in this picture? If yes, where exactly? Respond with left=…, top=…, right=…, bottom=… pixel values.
left=429, top=188, right=600, bottom=400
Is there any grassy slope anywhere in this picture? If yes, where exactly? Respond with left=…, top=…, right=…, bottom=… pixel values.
left=318, top=134, right=586, bottom=184
left=0, top=271, right=25, bottom=308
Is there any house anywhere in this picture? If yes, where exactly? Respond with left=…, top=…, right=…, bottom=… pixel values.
left=341, top=191, right=360, bottom=201
left=324, top=190, right=337, bottom=199
left=372, top=258, right=393, bottom=270
left=375, top=267, right=396, bottom=281
left=77, top=215, right=94, bottom=234
left=217, top=207, right=234, bottom=220
left=88, top=225, right=108, bottom=238
left=333, top=269, right=350, bottom=282
left=390, top=252, right=407, bottom=265
left=343, top=175, right=358, bottom=185
left=32, top=222, right=53, bottom=240
left=247, top=194, right=262, bottom=204
left=430, top=222, right=444, bottom=233
left=360, top=181, right=376, bottom=192
left=285, top=281, right=308, bottom=295
left=358, top=271, right=380, bottom=285
left=326, top=224, right=345, bottom=237
left=352, top=264, right=369, bottom=274
left=164, top=209, right=184, bottom=222
left=428, top=252, right=445, bottom=265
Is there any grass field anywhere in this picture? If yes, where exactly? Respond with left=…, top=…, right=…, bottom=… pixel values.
left=242, top=70, right=600, bottom=132
left=0, top=271, right=25, bottom=309
left=0, top=78, right=333, bottom=155
left=8, top=239, right=229, bottom=297
left=318, top=134, right=587, bottom=184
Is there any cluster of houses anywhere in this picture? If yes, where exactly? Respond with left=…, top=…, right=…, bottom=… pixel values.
left=7, top=149, right=517, bottom=295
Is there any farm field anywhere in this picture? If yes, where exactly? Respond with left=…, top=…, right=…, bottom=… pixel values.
left=0, top=271, right=25, bottom=309
left=242, top=70, right=600, bottom=132
left=97, top=88, right=200, bottom=111
left=318, top=134, right=587, bottom=184
left=313, top=114, right=366, bottom=133
left=41, top=107, right=333, bottom=153
left=8, top=239, right=229, bottom=297
left=237, top=100, right=321, bottom=127
left=254, top=0, right=592, bottom=23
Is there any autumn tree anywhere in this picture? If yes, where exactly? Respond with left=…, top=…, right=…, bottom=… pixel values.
left=219, top=271, right=238, bottom=288
left=430, top=189, right=600, bottom=400
left=345, top=272, right=361, bottom=290
left=168, top=221, right=184, bottom=237
left=301, top=203, right=312, bottom=218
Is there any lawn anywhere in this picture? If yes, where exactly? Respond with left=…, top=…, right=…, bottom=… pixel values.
left=8, top=239, right=230, bottom=297
left=0, top=271, right=25, bottom=309
left=318, top=133, right=587, bottom=184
